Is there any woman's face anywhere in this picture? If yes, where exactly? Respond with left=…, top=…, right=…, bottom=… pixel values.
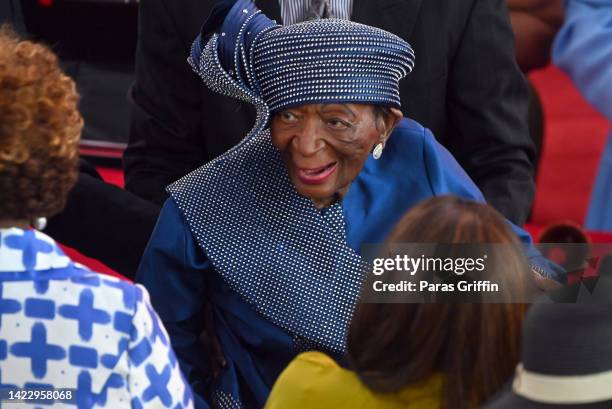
left=270, top=103, right=398, bottom=208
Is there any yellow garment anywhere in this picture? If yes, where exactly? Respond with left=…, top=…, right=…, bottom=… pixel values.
left=265, top=351, right=443, bottom=409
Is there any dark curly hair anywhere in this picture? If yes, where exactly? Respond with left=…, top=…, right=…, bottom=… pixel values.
left=0, top=26, right=83, bottom=221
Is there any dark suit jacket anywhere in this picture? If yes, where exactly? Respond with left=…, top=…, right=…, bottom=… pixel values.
left=46, top=160, right=160, bottom=278
left=124, top=0, right=535, bottom=225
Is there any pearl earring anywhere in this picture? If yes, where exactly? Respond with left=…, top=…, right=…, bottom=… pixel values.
left=372, top=143, right=384, bottom=160
left=34, top=217, right=47, bottom=231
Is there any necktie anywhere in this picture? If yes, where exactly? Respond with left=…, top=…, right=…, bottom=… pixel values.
left=305, top=0, right=334, bottom=19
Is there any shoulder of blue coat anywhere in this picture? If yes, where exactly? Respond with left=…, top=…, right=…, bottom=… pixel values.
left=393, top=117, right=426, bottom=136
left=390, top=117, right=437, bottom=146
left=385, top=117, right=438, bottom=158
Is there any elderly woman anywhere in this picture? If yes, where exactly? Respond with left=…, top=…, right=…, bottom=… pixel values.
left=136, top=1, right=563, bottom=408
left=0, top=28, right=192, bottom=408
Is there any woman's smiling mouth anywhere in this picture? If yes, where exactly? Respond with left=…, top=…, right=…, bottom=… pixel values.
left=296, top=162, right=338, bottom=184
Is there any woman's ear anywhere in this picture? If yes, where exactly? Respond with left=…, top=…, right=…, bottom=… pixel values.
left=378, top=107, right=403, bottom=142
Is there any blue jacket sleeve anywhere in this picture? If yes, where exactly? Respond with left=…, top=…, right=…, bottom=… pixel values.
left=422, top=128, right=566, bottom=282
left=136, top=198, right=213, bottom=409
left=552, top=0, right=612, bottom=121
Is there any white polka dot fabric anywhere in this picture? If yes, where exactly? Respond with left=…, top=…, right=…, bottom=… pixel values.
left=168, top=132, right=368, bottom=354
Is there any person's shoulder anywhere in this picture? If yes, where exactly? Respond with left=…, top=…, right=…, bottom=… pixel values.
left=276, top=351, right=344, bottom=384
left=269, top=352, right=441, bottom=409
left=91, top=273, right=143, bottom=306
left=266, top=352, right=361, bottom=409
left=292, top=351, right=341, bottom=369
left=377, top=117, right=438, bottom=178
left=283, top=351, right=371, bottom=392
left=96, top=272, right=141, bottom=295
left=390, top=118, right=436, bottom=149
left=66, top=269, right=144, bottom=317
left=394, top=117, right=425, bottom=133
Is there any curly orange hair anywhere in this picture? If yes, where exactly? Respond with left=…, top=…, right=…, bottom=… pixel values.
left=0, top=26, right=83, bottom=220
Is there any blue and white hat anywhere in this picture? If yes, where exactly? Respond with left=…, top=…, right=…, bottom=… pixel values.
left=189, top=0, right=415, bottom=140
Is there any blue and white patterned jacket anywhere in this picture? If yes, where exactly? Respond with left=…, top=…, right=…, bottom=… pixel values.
left=0, top=227, right=194, bottom=409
